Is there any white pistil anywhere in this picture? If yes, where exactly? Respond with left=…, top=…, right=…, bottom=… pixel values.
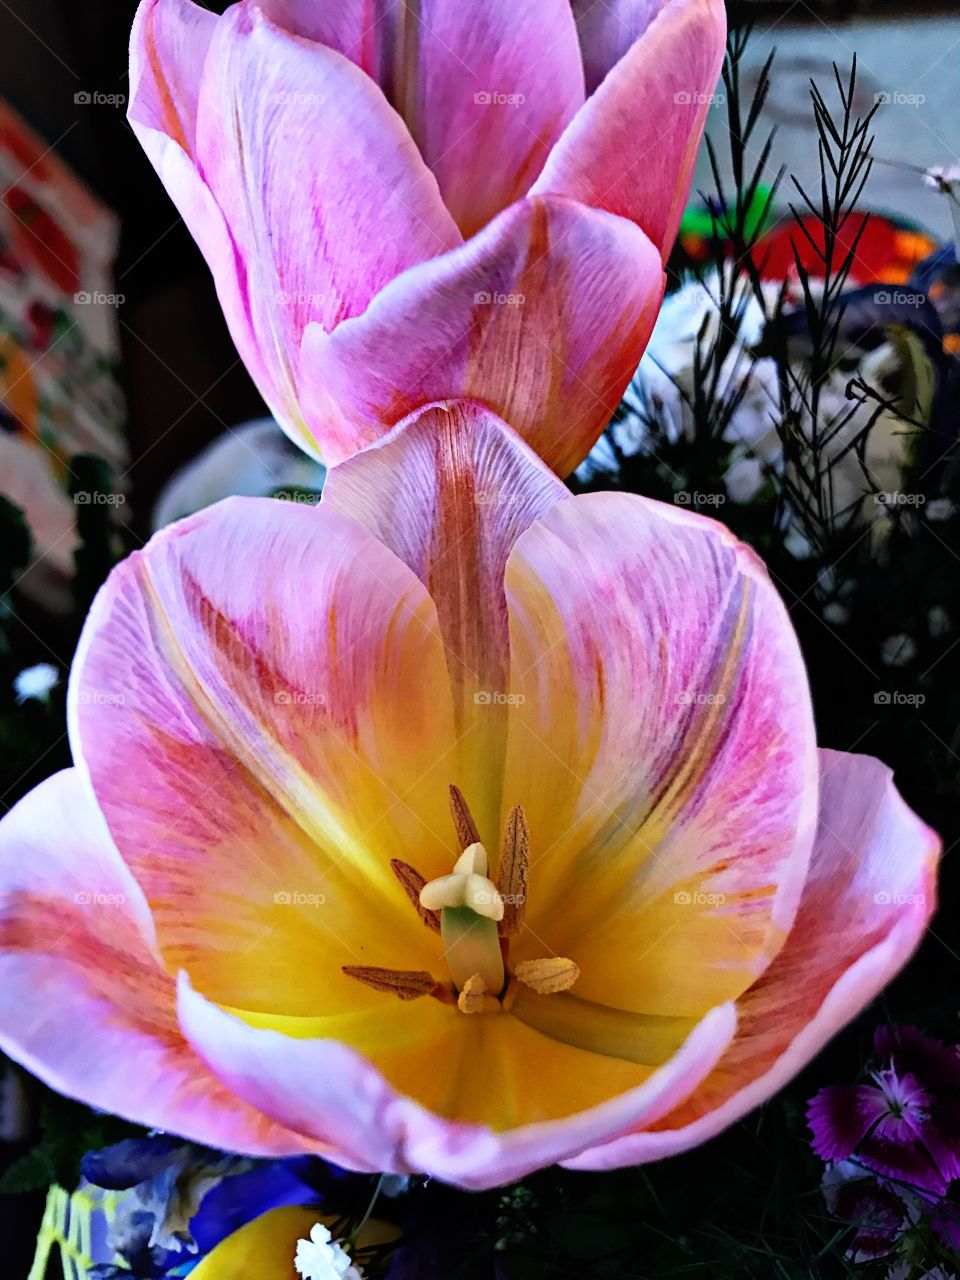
left=420, top=843, right=505, bottom=999
left=419, top=843, right=504, bottom=921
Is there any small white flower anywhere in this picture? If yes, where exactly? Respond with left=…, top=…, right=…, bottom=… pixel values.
left=294, top=1222, right=364, bottom=1280
left=13, top=663, right=59, bottom=704
left=380, top=1174, right=411, bottom=1198
left=881, top=634, right=917, bottom=668
left=929, top=605, right=952, bottom=637
left=922, top=163, right=960, bottom=192
left=822, top=602, right=850, bottom=626
left=926, top=497, right=956, bottom=522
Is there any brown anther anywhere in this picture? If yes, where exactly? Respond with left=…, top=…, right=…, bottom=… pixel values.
left=390, top=859, right=441, bottom=932
left=514, top=957, right=580, bottom=995
left=497, top=805, right=529, bottom=937
left=449, top=784, right=481, bottom=851
left=342, top=966, right=439, bottom=1001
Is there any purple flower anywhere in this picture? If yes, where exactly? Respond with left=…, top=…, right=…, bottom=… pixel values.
left=821, top=1161, right=914, bottom=1263
left=808, top=1026, right=960, bottom=1196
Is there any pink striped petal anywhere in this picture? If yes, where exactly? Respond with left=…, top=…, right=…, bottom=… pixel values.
left=69, top=497, right=459, bottom=1016
left=564, top=749, right=940, bottom=1170
left=178, top=974, right=737, bottom=1188
left=255, top=0, right=586, bottom=237
left=532, top=0, right=727, bottom=259
left=501, top=493, right=819, bottom=1017
left=0, top=769, right=313, bottom=1155
left=323, top=401, right=568, bottom=840
left=300, top=197, right=664, bottom=475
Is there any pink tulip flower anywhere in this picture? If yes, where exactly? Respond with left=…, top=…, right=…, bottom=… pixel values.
left=128, top=0, right=726, bottom=476
left=0, top=400, right=939, bottom=1189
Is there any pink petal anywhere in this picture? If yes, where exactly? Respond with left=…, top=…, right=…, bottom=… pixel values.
left=532, top=0, right=727, bottom=259
left=128, top=1, right=277, bottom=424
left=131, top=0, right=462, bottom=461
left=178, top=974, right=737, bottom=1188
left=300, top=196, right=664, bottom=475
left=128, top=0, right=215, bottom=158
left=255, top=0, right=586, bottom=237
left=69, top=496, right=460, bottom=1015
left=564, top=749, right=939, bottom=1170
left=501, top=493, right=820, bottom=1016
left=323, top=401, right=568, bottom=839
left=571, top=0, right=669, bottom=94
left=0, top=769, right=312, bottom=1155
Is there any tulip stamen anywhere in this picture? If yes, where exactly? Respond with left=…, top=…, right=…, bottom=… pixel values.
left=341, top=966, right=448, bottom=1002
left=390, top=858, right=441, bottom=932
left=514, top=957, right=580, bottom=995
left=371, top=799, right=569, bottom=1013
left=448, top=783, right=481, bottom=851
left=457, top=973, right=499, bottom=1015
left=496, top=805, right=529, bottom=937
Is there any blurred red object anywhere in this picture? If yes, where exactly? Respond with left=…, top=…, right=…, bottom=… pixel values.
left=751, top=212, right=936, bottom=286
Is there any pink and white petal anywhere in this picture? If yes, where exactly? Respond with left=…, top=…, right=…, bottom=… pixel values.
left=0, top=770, right=311, bottom=1155
left=323, top=401, right=568, bottom=842
left=533, top=0, right=727, bottom=259
left=563, top=749, right=940, bottom=1170
left=179, top=975, right=737, bottom=1188
left=300, top=196, right=665, bottom=475
left=255, top=0, right=586, bottom=237
left=503, top=493, right=819, bottom=1016
left=69, top=497, right=459, bottom=1016
left=570, top=0, right=669, bottom=94
left=129, top=0, right=216, bottom=157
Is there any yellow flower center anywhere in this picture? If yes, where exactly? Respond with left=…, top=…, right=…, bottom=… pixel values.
left=342, top=787, right=579, bottom=1015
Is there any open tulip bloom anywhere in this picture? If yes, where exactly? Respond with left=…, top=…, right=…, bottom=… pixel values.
left=127, top=0, right=728, bottom=477
left=0, top=394, right=940, bottom=1188
left=0, top=0, right=942, bottom=1195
